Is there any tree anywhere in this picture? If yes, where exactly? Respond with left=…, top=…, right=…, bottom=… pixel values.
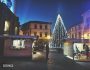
left=50, top=14, right=67, bottom=48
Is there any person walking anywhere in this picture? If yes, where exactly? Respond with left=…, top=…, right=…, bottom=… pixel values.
left=85, top=45, right=89, bottom=59
left=75, top=46, right=81, bottom=59
left=46, top=43, right=49, bottom=61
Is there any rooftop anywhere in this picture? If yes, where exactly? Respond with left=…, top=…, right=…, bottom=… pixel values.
left=24, top=21, right=52, bottom=24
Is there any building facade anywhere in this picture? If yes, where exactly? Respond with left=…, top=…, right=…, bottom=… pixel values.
left=64, top=10, right=90, bottom=60
left=0, top=2, right=35, bottom=58
left=0, top=2, right=19, bottom=36
left=0, top=2, right=19, bottom=56
left=21, top=21, right=51, bottom=49
left=1, top=35, right=35, bottom=57
left=68, top=10, right=90, bottom=40
left=68, top=23, right=83, bottom=39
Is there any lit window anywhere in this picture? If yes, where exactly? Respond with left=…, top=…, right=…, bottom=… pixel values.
left=4, top=21, right=10, bottom=32
left=34, top=32, right=37, bottom=36
left=83, top=33, right=90, bottom=39
left=88, top=33, right=90, bottom=36
left=88, top=33, right=90, bottom=39
left=47, top=35, right=50, bottom=39
left=40, top=32, right=42, bottom=37
left=45, top=32, right=48, bottom=37
left=83, top=34, right=88, bottom=39
left=13, top=40, right=25, bottom=49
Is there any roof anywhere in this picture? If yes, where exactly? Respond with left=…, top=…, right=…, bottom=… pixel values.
left=24, top=21, right=52, bottom=25
left=0, top=2, right=18, bottom=19
left=65, top=38, right=90, bottom=43
left=0, top=35, right=36, bottom=39
left=67, top=21, right=83, bottom=31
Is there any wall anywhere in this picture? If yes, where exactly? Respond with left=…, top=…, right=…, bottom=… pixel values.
left=4, top=38, right=32, bottom=57
left=30, top=23, right=51, bottom=39
left=63, top=40, right=73, bottom=57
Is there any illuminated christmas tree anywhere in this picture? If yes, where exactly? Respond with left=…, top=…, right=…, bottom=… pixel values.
left=50, top=14, right=67, bottom=48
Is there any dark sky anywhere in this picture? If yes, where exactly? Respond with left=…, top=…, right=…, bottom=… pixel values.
left=15, top=0, right=90, bottom=30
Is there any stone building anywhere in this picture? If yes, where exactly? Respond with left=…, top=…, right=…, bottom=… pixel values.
left=64, top=10, right=90, bottom=60
left=0, top=2, right=19, bottom=56
left=0, top=2, right=35, bottom=57
left=21, top=21, right=51, bottom=50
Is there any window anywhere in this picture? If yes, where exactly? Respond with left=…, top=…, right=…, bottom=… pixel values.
left=72, top=34, right=74, bottom=38
left=40, top=25, right=42, bottom=29
left=78, top=25, right=81, bottom=29
left=34, top=24, right=37, bottom=29
left=45, top=25, right=48, bottom=29
left=4, top=21, right=10, bottom=32
left=15, top=27, right=18, bottom=35
left=40, top=32, right=42, bottom=37
left=71, top=28, right=73, bottom=31
left=73, top=34, right=75, bottom=38
left=45, top=32, right=48, bottom=37
left=13, top=40, right=25, bottom=49
left=88, top=33, right=90, bottom=39
left=77, top=25, right=80, bottom=30
left=34, top=32, right=37, bottom=36
left=79, top=32, right=81, bottom=38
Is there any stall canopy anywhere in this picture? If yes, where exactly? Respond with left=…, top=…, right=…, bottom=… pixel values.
left=0, top=35, right=36, bottom=39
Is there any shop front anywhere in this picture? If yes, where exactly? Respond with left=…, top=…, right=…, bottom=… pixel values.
left=0, top=35, right=36, bottom=58
left=64, top=39, right=90, bottom=61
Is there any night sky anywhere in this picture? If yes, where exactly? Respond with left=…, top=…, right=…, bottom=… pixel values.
left=15, top=0, right=90, bottom=30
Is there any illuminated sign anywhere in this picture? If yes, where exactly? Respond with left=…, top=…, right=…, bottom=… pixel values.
left=13, top=40, right=25, bottom=49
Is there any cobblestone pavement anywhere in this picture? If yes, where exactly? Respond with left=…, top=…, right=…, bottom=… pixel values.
left=0, top=51, right=90, bottom=70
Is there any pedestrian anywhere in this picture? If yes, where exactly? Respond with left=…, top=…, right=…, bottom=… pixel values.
left=83, top=43, right=86, bottom=49
left=46, top=43, right=49, bottom=61
left=85, top=45, right=89, bottom=59
left=75, top=46, right=81, bottom=59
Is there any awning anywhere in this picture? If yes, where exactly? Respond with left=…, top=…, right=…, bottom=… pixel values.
left=0, top=35, right=36, bottom=39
